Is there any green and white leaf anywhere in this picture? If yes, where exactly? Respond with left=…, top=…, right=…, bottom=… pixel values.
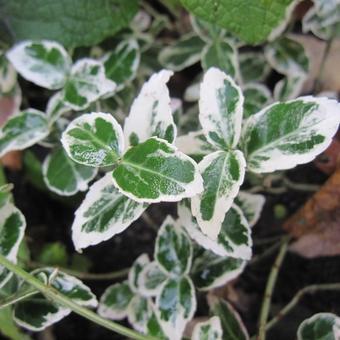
left=265, top=36, right=309, bottom=76
left=191, top=150, right=246, bottom=240
left=129, top=253, right=150, bottom=294
left=62, top=59, right=116, bottom=110
left=201, top=40, right=238, bottom=78
left=103, top=39, right=140, bottom=91
left=0, top=54, right=17, bottom=94
left=146, top=305, right=167, bottom=339
left=112, top=137, right=203, bottom=203
left=138, top=261, right=168, bottom=297
left=242, top=96, right=340, bottom=173
left=239, top=52, right=271, bottom=83
left=158, top=34, right=205, bottom=71
left=199, top=67, right=244, bottom=149
left=6, top=40, right=71, bottom=90
left=208, top=296, right=249, bottom=340
left=155, top=215, right=192, bottom=276
left=192, top=316, right=223, bottom=340
left=273, top=75, right=306, bottom=101
left=190, top=15, right=226, bottom=43
left=61, top=112, right=124, bottom=167
left=297, top=313, right=340, bottom=340
left=156, top=276, right=196, bottom=340
left=98, top=281, right=134, bottom=320
left=71, top=173, right=147, bottom=251
left=191, top=250, right=246, bottom=291
left=0, top=109, right=49, bottom=157
left=243, top=84, right=272, bottom=119
left=124, top=70, right=176, bottom=146
left=127, top=295, right=152, bottom=334
left=46, top=92, right=71, bottom=125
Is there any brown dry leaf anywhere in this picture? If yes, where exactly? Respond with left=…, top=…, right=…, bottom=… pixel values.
left=314, top=135, right=340, bottom=175
left=283, top=168, right=340, bottom=258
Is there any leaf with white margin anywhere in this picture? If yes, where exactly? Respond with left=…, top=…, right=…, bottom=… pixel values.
left=103, top=39, right=140, bottom=91
left=239, top=52, right=271, bottom=84
left=191, top=150, right=246, bottom=240
left=199, top=67, right=244, bottom=150
left=192, top=316, right=223, bottom=340
left=274, top=75, right=306, bottom=102
left=6, top=40, right=71, bottom=90
left=156, top=276, right=196, bottom=340
left=61, top=112, right=124, bottom=167
left=42, top=148, right=97, bottom=196
left=191, top=250, right=246, bottom=291
left=138, top=261, right=168, bottom=297
left=71, top=173, right=147, bottom=251
left=155, top=215, right=192, bottom=276
left=146, top=305, right=167, bottom=339
left=208, top=295, right=249, bottom=340
left=241, top=96, right=340, bottom=173
left=98, top=281, right=134, bottom=320
left=190, top=15, right=226, bottom=43
left=201, top=40, right=238, bottom=78
left=158, top=34, right=205, bottom=72
left=14, top=268, right=97, bottom=331
left=0, top=53, right=17, bottom=94
left=128, top=253, right=150, bottom=294
left=112, top=137, right=203, bottom=203
left=297, top=313, right=340, bottom=340
left=178, top=200, right=252, bottom=260
left=235, top=191, right=265, bottom=227
left=0, top=109, right=49, bottom=157
left=46, top=92, right=71, bottom=125
left=184, top=81, right=200, bottom=102
left=127, top=295, right=152, bottom=333
left=176, top=130, right=217, bottom=162
left=243, top=84, right=272, bottom=119
left=124, top=69, right=176, bottom=146
left=62, top=59, right=116, bottom=110
left=265, top=36, right=309, bottom=76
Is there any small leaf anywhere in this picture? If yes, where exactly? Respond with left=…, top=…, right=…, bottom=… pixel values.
left=103, top=39, right=140, bottom=90
left=146, top=307, right=167, bottom=339
left=46, top=92, right=70, bottom=125
left=192, top=316, right=223, bottom=340
left=190, top=15, right=226, bottom=43
left=242, top=96, right=340, bottom=173
left=71, top=173, right=147, bottom=251
left=6, top=40, right=71, bottom=90
left=61, top=112, right=124, bottom=167
left=265, top=36, right=309, bottom=76
left=158, top=34, right=205, bottom=71
left=112, top=137, right=203, bottom=203
left=0, top=54, right=17, bottom=94
left=208, top=296, right=249, bottom=340
left=273, top=75, right=305, bottom=102
left=43, top=147, right=97, bottom=196
left=191, top=150, right=246, bottom=239
left=127, top=296, right=152, bottom=333
left=243, top=84, right=272, bottom=119
left=62, top=59, right=116, bottom=110
left=124, top=69, right=176, bottom=146
left=155, top=215, right=193, bottom=276
left=239, top=52, right=271, bottom=83
left=128, top=253, right=150, bottom=294
left=297, top=313, right=340, bottom=340
left=0, top=109, right=49, bottom=157
left=156, top=276, right=196, bottom=340
left=98, top=281, right=134, bottom=320
left=199, top=67, right=244, bottom=149
left=138, top=261, right=168, bottom=297
left=37, top=242, right=68, bottom=267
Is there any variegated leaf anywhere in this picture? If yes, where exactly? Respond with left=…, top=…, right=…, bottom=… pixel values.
left=273, top=75, right=306, bottom=102
left=243, top=83, right=272, bottom=119
left=127, top=295, right=152, bottom=334
left=239, top=52, right=271, bottom=84
left=146, top=306, right=167, bottom=339
left=192, top=316, right=223, bottom=340
left=242, top=96, right=340, bottom=173
left=46, top=92, right=70, bottom=125
left=128, top=253, right=150, bottom=294
left=190, top=15, right=226, bottom=43
left=0, top=53, right=17, bottom=94
left=199, top=67, right=244, bottom=149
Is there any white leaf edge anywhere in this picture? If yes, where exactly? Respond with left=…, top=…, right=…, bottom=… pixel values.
left=192, top=316, right=223, bottom=340
left=128, top=253, right=150, bottom=294
left=126, top=295, right=152, bottom=334
left=237, top=191, right=265, bottom=227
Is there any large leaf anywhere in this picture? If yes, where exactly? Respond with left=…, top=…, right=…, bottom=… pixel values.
left=72, top=173, right=147, bottom=251
left=124, top=69, right=176, bottom=146
left=43, top=148, right=97, bottom=196
left=112, top=137, right=203, bottom=203
left=192, top=316, right=223, bottom=340
left=180, top=0, right=295, bottom=44
left=297, top=313, right=340, bottom=340
left=1, top=0, right=138, bottom=48
left=199, top=67, right=244, bottom=150
left=61, top=112, right=124, bottom=167
left=0, top=109, right=48, bottom=157
left=6, top=40, right=71, bottom=90
left=62, top=59, right=116, bottom=110
left=155, top=216, right=192, bottom=276
left=191, top=150, right=246, bottom=239
left=242, top=96, right=340, bottom=173
left=156, top=276, right=196, bottom=340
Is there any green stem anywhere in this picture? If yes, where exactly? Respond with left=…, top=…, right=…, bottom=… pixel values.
left=256, top=236, right=290, bottom=340
left=0, top=287, right=39, bottom=309
left=0, top=254, right=154, bottom=340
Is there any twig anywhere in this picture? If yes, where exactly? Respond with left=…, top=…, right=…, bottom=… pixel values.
left=282, top=177, right=320, bottom=193
left=256, top=236, right=290, bottom=340
left=250, top=241, right=281, bottom=265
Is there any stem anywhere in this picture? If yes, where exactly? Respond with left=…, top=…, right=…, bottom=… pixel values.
left=0, top=287, right=39, bottom=309
left=257, top=236, right=290, bottom=340
left=250, top=241, right=281, bottom=265
left=282, top=177, right=320, bottom=193
left=142, top=211, right=158, bottom=231
left=0, top=255, right=154, bottom=340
